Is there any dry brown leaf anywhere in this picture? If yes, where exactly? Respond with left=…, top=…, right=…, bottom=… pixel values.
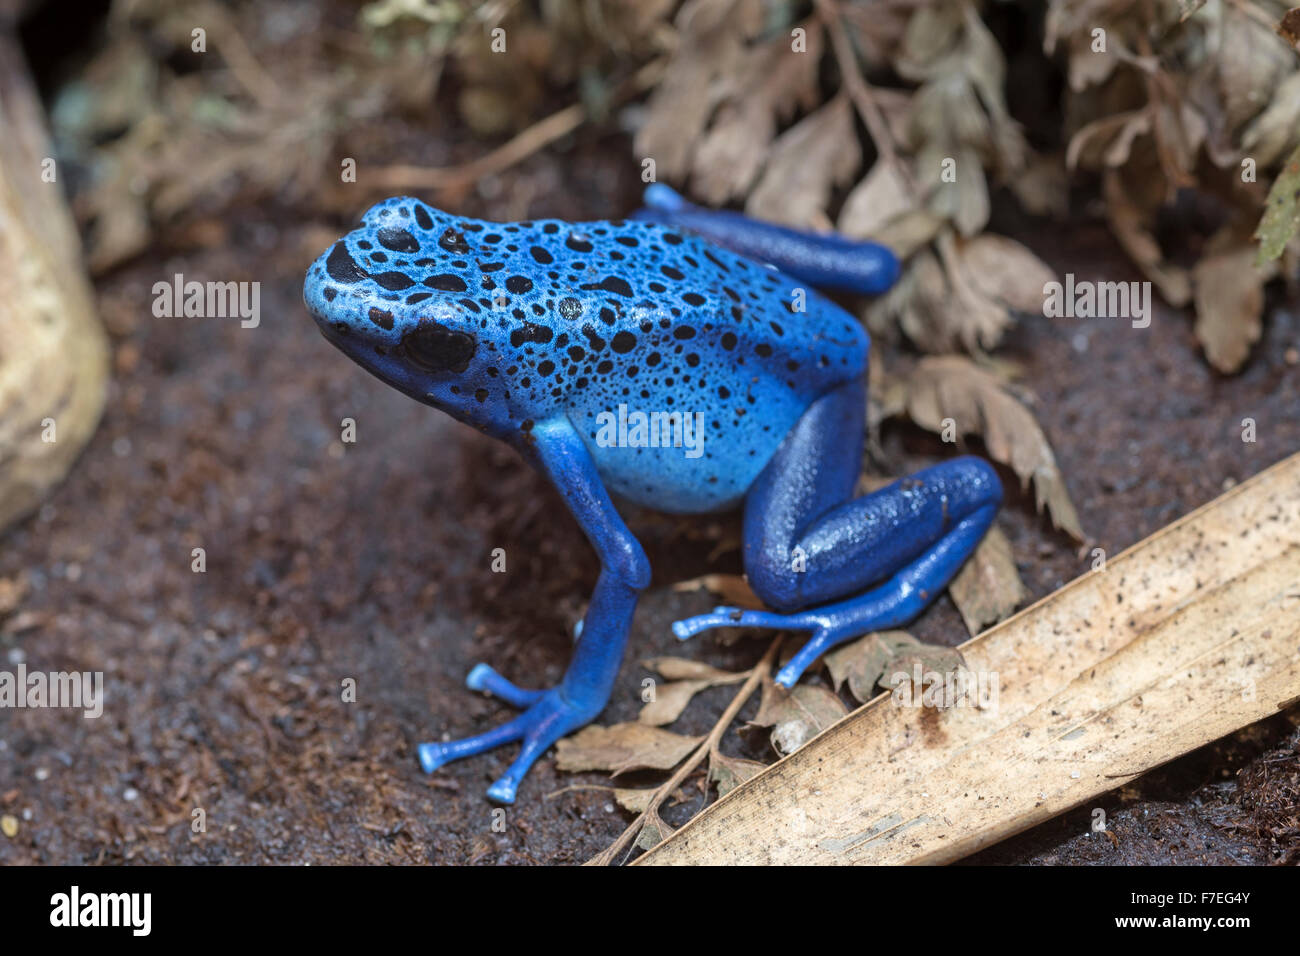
left=637, top=679, right=714, bottom=726
left=838, top=159, right=915, bottom=240
left=880, top=644, right=969, bottom=708
left=1217, top=8, right=1293, bottom=133
left=0, top=575, right=28, bottom=618
left=614, top=784, right=692, bottom=814
left=613, top=788, right=658, bottom=814
left=555, top=723, right=702, bottom=775
left=1192, top=239, right=1268, bottom=374
left=750, top=679, right=847, bottom=755
left=1102, top=168, right=1191, bottom=306
left=917, top=142, right=991, bottom=237
left=745, top=95, right=862, bottom=226
left=638, top=657, right=745, bottom=725
left=634, top=809, right=675, bottom=851
left=868, top=244, right=1012, bottom=353
left=1064, top=32, right=1119, bottom=92
left=672, top=574, right=764, bottom=609
left=708, top=751, right=767, bottom=798
left=901, top=356, right=1084, bottom=540
left=1007, top=152, right=1071, bottom=218
left=949, top=525, right=1028, bottom=636
left=1066, top=110, right=1146, bottom=172
left=823, top=630, right=920, bottom=703
left=641, top=656, right=742, bottom=682
left=633, top=0, right=760, bottom=179
left=689, top=25, right=823, bottom=203
left=1241, top=72, right=1300, bottom=168
left=859, top=208, right=945, bottom=260
left=955, top=233, right=1057, bottom=314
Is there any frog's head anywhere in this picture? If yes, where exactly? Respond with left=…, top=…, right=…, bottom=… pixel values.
left=304, top=197, right=489, bottom=416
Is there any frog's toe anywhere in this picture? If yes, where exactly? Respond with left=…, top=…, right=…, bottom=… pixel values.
left=466, top=663, right=545, bottom=708
left=672, top=606, right=821, bottom=641
left=417, top=712, right=528, bottom=775
left=417, top=688, right=600, bottom=802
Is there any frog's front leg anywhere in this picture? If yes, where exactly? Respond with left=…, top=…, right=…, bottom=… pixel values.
left=416, top=418, right=649, bottom=803
left=674, top=378, right=1001, bottom=687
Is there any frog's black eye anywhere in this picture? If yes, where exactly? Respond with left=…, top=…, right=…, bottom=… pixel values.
left=401, top=322, right=476, bottom=373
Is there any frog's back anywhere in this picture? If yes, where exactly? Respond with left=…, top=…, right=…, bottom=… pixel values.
left=545, top=218, right=868, bottom=512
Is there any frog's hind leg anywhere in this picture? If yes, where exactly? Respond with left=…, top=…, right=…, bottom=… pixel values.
left=673, top=378, right=1001, bottom=688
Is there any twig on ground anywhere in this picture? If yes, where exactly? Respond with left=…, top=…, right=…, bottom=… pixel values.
left=584, top=635, right=782, bottom=866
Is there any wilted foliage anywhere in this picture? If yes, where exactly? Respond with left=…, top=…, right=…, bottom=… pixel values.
left=1052, top=0, right=1299, bottom=371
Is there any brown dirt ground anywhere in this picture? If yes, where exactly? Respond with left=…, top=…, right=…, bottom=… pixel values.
left=1, top=121, right=1299, bottom=864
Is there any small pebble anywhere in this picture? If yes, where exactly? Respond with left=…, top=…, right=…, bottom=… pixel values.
left=123, top=788, right=139, bottom=802
left=34, top=767, right=49, bottom=781
left=0, top=815, right=18, bottom=838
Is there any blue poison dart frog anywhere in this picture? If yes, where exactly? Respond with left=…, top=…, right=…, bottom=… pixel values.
left=303, top=184, right=1001, bottom=803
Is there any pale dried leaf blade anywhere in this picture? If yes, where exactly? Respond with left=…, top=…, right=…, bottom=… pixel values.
left=641, top=655, right=742, bottom=682
left=637, top=678, right=712, bottom=726
left=614, top=788, right=659, bottom=814
left=555, top=723, right=703, bottom=775
left=949, top=525, right=1028, bottom=636
left=672, top=573, right=764, bottom=609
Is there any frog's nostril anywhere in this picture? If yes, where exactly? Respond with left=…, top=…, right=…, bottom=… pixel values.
left=401, top=323, right=476, bottom=373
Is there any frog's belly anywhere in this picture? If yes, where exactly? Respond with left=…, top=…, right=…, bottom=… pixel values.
left=576, top=396, right=805, bottom=514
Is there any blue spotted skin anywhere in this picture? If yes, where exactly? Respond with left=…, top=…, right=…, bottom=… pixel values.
left=304, top=197, right=866, bottom=513
left=304, top=189, right=1001, bottom=803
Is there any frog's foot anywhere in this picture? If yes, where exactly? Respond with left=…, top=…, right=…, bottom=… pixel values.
left=417, top=683, right=599, bottom=803
left=673, top=606, right=835, bottom=689
left=464, top=662, right=545, bottom=708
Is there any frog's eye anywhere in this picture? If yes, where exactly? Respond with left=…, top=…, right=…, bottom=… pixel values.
left=401, top=322, right=476, bottom=374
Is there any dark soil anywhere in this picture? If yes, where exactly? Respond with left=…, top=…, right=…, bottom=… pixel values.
left=2, top=129, right=1299, bottom=864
